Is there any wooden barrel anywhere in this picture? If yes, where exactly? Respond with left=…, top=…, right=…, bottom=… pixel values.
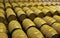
left=8, top=20, right=22, bottom=32
left=6, top=8, right=16, bottom=22
left=41, top=25, right=59, bottom=38
left=12, top=29, right=28, bottom=38
left=0, top=3, right=4, bottom=9
left=0, top=33, right=8, bottom=38
left=22, top=18, right=35, bottom=30
left=27, top=27, right=44, bottom=38
left=34, top=17, right=46, bottom=28
left=15, top=7, right=26, bottom=22
left=53, top=15, right=60, bottom=22
left=31, top=7, right=44, bottom=18
left=52, top=22, right=60, bottom=34
left=43, top=16, right=56, bottom=25
left=5, top=3, right=12, bottom=8
left=0, top=23, right=7, bottom=33
left=11, top=2, right=19, bottom=8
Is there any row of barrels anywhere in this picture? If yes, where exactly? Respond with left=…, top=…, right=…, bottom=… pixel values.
left=0, top=6, right=8, bottom=38
left=4, top=2, right=60, bottom=6
left=0, top=2, right=60, bottom=9
left=0, top=2, right=60, bottom=10
left=6, top=7, right=60, bottom=38
left=0, top=0, right=60, bottom=3
left=0, top=1, right=60, bottom=6
left=0, top=2, right=60, bottom=16
left=1, top=7, right=59, bottom=38
left=0, top=5, right=60, bottom=38
left=0, top=2, right=60, bottom=38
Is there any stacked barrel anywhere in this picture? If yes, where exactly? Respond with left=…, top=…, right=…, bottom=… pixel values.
left=0, top=0, right=60, bottom=38
left=0, top=0, right=8, bottom=38
left=6, top=5, right=28, bottom=38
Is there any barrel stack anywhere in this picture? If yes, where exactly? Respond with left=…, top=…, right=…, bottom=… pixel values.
left=0, top=0, right=60, bottom=38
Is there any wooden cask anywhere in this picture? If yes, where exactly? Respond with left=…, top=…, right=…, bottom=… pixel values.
left=6, top=8, right=16, bottom=22
left=8, top=20, right=22, bottom=32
